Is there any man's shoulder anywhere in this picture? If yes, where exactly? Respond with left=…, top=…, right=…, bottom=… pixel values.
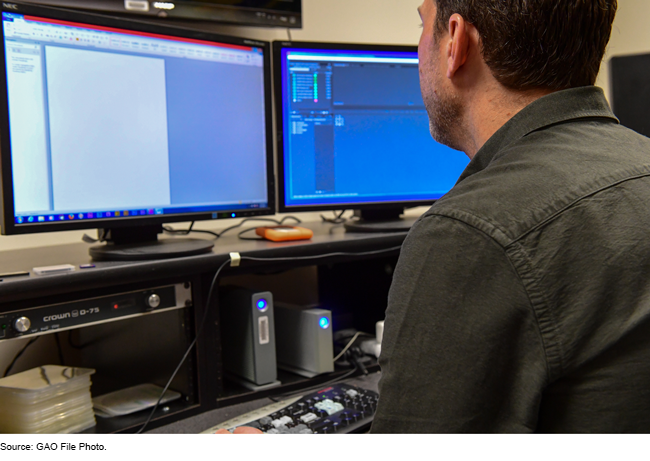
left=427, top=121, right=650, bottom=246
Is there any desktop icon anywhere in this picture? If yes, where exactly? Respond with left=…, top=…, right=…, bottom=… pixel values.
left=37, top=216, right=44, bottom=222
left=115, top=211, right=121, bottom=217
left=16, top=216, right=23, bottom=224
left=59, top=216, right=65, bottom=220
left=78, top=213, right=84, bottom=219
left=87, top=213, right=94, bottom=219
left=48, top=216, right=55, bottom=221
left=69, top=214, right=75, bottom=220
left=124, top=211, right=129, bottom=216
left=27, top=216, right=34, bottom=222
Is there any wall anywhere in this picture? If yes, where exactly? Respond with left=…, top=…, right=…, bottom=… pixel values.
left=597, top=0, right=650, bottom=100
left=0, top=0, right=645, bottom=252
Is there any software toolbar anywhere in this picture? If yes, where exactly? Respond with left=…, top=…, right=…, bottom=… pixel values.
left=3, top=13, right=263, bottom=67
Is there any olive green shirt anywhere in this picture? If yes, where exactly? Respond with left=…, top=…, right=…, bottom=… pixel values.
left=372, top=86, right=650, bottom=433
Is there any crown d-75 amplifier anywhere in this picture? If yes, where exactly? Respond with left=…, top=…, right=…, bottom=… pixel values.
left=0, top=283, right=192, bottom=340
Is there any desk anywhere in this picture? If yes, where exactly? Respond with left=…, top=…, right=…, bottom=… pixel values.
left=0, top=222, right=404, bottom=433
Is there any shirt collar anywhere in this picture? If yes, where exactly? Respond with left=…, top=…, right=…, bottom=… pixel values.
left=456, top=86, right=619, bottom=183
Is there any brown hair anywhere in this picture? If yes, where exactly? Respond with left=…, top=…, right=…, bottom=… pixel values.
left=434, top=0, right=618, bottom=91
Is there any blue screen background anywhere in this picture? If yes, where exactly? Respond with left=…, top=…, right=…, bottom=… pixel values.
left=280, top=48, right=470, bottom=208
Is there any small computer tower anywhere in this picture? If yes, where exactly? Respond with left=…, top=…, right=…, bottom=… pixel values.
left=274, top=303, right=334, bottom=378
left=219, top=286, right=279, bottom=390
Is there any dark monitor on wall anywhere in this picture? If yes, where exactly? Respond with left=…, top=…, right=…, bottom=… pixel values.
left=0, top=1, right=275, bottom=260
left=610, top=53, right=650, bottom=138
left=21, top=0, right=302, bottom=28
left=273, top=41, right=470, bottom=233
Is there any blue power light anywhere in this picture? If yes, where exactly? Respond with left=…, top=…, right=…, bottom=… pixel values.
left=231, top=213, right=236, bottom=218
left=319, top=317, right=330, bottom=329
left=257, top=299, right=267, bottom=310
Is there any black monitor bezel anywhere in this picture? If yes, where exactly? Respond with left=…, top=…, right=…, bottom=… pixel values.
left=0, top=1, right=276, bottom=236
left=273, top=40, right=437, bottom=214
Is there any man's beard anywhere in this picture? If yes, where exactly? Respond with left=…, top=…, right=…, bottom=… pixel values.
left=425, top=85, right=464, bottom=152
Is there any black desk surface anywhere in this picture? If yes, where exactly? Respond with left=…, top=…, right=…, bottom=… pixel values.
left=0, top=221, right=406, bottom=305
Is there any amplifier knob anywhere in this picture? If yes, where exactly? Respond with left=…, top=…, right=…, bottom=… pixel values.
left=147, top=294, right=161, bottom=309
left=14, top=316, right=31, bottom=333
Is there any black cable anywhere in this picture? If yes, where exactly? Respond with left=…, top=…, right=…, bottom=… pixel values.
left=136, top=258, right=231, bottom=434
left=321, top=210, right=347, bottom=224
left=348, top=348, right=369, bottom=376
left=240, top=245, right=403, bottom=264
left=3, top=337, right=40, bottom=377
left=237, top=227, right=263, bottom=241
left=54, top=333, right=65, bottom=366
left=164, top=221, right=221, bottom=238
left=67, top=330, right=84, bottom=350
left=163, top=216, right=302, bottom=241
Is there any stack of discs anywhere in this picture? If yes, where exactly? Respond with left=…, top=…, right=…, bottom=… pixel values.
left=0, top=365, right=96, bottom=433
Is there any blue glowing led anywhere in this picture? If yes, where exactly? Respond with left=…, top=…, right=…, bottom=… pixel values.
left=319, top=317, right=330, bottom=329
left=231, top=213, right=236, bottom=218
left=257, top=299, right=267, bottom=310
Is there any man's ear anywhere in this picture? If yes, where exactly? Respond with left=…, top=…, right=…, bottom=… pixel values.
left=447, top=13, right=470, bottom=79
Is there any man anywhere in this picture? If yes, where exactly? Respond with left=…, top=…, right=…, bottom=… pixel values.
left=371, top=0, right=650, bottom=432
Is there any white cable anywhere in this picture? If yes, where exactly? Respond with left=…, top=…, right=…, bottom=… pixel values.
left=333, top=331, right=362, bottom=363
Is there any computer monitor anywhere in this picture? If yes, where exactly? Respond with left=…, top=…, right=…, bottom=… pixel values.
left=610, top=53, right=650, bottom=138
left=273, top=41, right=470, bottom=232
left=21, top=0, right=303, bottom=29
left=0, top=1, right=275, bottom=260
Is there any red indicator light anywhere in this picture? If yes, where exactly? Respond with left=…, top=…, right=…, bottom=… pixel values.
left=113, top=304, right=118, bottom=309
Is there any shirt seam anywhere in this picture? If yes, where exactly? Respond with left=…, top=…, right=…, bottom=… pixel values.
left=511, top=169, right=650, bottom=244
left=418, top=213, right=556, bottom=384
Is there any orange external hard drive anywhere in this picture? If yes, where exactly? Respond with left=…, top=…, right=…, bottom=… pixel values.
left=255, top=226, right=313, bottom=242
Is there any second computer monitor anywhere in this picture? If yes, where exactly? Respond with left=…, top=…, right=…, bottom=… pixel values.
left=273, top=41, right=470, bottom=231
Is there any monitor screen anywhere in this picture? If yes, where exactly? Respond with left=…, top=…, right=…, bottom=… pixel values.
left=274, top=42, right=470, bottom=214
left=0, top=2, right=274, bottom=239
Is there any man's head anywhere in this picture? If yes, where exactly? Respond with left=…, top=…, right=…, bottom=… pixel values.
left=418, top=0, right=618, bottom=155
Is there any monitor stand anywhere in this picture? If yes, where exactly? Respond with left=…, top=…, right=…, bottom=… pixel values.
left=88, top=225, right=214, bottom=261
left=343, top=208, right=418, bottom=233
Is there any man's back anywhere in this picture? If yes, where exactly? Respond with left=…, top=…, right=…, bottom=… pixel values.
left=373, top=87, right=650, bottom=432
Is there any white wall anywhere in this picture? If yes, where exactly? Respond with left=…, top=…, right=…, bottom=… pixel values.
left=0, top=0, right=644, bottom=252
left=597, top=0, right=650, bottom=99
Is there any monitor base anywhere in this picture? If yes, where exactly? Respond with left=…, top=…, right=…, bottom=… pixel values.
left=89, top=239, right=214, bottom=261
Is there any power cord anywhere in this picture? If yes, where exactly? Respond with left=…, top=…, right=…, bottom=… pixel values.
left=3, top=337, right=40, bottom=378
left=333, top=331, right=363, bottom=362
left=321, top=210, right=347, bottom=224
left=136, top=258, right=230, bottom=434
left=163, top=216, right=302, bottom=241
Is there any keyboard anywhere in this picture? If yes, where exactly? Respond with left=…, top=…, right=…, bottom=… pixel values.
left=203, top=383, right=378, bottom=434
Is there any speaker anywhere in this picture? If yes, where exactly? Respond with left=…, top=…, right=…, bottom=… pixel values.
left=219, top=286, right=279, bottom=390
left=274, top=303, right=334, bottom=378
